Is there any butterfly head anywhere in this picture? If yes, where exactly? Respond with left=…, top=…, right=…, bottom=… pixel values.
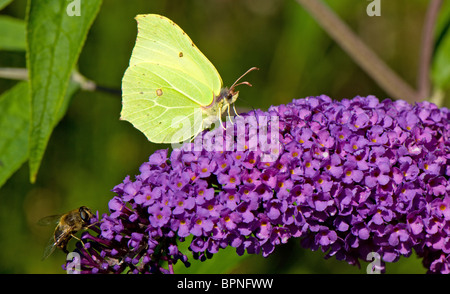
left=220, top=67, right=259, bottom=108
left=219, top=87, right=239, bottom=106
left=203, top=67, right=258, bottom=121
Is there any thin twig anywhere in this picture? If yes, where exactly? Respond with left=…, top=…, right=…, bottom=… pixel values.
left=295, top=0, right=419, bottom=103
left=417, top=0, right=442, bottom=101
left=0, top=67, right=121, bottom=96
left=0, top=67, right=28, bottom=80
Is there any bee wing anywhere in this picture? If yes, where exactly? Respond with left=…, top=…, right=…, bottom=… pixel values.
left=37, top=214, right=62, bottom=226
left=41, top=237, right=57, bottom=260
left=41, top=226, right=73, bottom=260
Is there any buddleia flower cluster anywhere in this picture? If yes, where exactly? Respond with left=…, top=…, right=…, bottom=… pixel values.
left=64, top=95, right=450, bottom=274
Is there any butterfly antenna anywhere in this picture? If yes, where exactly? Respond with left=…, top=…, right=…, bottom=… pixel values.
left=230, top=67, right=259, bottom=90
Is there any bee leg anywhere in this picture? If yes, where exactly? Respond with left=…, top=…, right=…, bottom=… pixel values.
left=70, top=234, right=89, bottom=253
left=85, top=220, right=102, bottom=229
left=70, top=234, right=102, bottom=265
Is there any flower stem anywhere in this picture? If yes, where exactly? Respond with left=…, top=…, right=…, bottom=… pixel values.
left=295, top=0, right=420, bottom=103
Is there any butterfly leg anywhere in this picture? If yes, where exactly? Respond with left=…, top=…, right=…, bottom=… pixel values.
left=232, top=103, right=241, bottom=118
left=226, top=104, right=237, bottom=126
left=218, top=111, right=225, bottom=130
left=218, top=102, right=230, bottom=130
left=226, top=104, right=233, bottom=125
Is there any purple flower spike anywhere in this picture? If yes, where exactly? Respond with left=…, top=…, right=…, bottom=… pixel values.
left=64, top=95, right=449, bottom=274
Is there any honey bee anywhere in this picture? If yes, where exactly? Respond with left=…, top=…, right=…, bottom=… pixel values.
left=39, top=206, right=96, bottom=260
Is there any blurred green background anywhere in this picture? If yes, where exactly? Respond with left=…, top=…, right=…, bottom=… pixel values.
left=0, top=0, right=445, bottom=273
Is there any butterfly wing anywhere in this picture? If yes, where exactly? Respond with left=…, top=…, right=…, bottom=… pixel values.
left=122, top=62, right=208, bottom=143
left=121, top=14, right=223, bottom=143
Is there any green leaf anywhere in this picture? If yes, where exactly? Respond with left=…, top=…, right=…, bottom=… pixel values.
left=0, top=0, right=13, bottom=11
left=26, top=0, right=102, bottom=183
left=0, top=80, right=79, bottom=189
left=432, top=36, right=450, bottom=91
left=0, top=16, right=26, bottom=51
left=431, top=1, right=450, bottom=91
left=0, top=82, right=30, bottom=188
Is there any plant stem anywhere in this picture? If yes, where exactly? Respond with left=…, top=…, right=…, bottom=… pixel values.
left=296, top=0, right=420, bottom=103
left=0, top=67, right=121, bottom=96
left=0, top=67, right=27, bottom=80
left=417, top=0, right=442, bottom=101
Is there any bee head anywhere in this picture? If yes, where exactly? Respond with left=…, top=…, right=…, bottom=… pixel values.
left=79, top=206, right=93, bottom=224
